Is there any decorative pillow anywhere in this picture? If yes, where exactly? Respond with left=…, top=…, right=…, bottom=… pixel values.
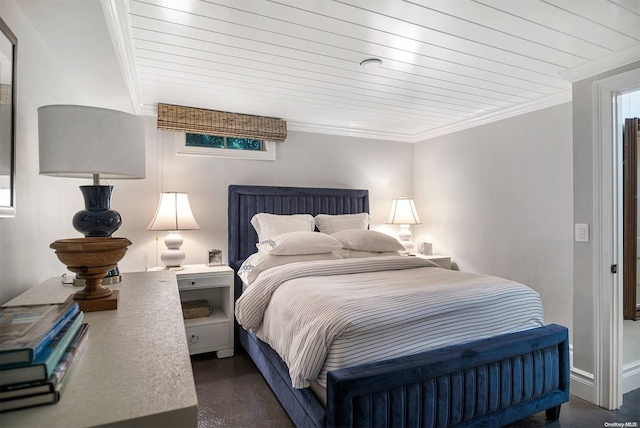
left=314, top=213, right=370, bottom=234
left=256, top=231, right=342, bottom=255
left=238, top=251, right=343, bottom=285
left=345, top=250, right=403, bottom=258
left=250, top=213, right=315, bottom=242
left=331, top=229, right=405, bottom=252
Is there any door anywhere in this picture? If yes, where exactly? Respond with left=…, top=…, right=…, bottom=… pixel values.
left=623, top=117, right=640, bottom=321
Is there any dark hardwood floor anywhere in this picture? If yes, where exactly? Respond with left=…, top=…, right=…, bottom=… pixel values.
left=191, top=353, right=640, bottom=428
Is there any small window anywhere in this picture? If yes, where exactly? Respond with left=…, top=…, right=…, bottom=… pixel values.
left=186, top=134, right=264, bottom=151
left=227, top=137, right=262, bottom=151
left=186, top=134, right=224, bottom=148
left=176, top=132, right=275, bottom=160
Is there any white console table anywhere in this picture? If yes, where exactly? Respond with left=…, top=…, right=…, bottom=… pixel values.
left=0, top=271, right=198, bottom=428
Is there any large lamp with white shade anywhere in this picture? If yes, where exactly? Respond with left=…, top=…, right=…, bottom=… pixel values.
left=38, top=105, right=146, bottom=285
left=385, top=197, right=422, bottom=252
left=147, top=192, right=201, bottom=270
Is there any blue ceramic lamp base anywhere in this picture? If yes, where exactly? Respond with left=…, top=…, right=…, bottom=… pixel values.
left=72, top=185, right=123, bottom=284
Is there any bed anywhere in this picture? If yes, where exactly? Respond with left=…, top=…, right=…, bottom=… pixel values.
left=228, top=185, right=569, bottom=427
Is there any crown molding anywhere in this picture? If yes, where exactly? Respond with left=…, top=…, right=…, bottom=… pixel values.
left=140, top=92, right=572, bottom=144
left=97, top=3, right=634, bottom=143
left=288, top=89, right=571, bottom=143
left=557, top=45, right=640, bottom=83
left=139, top=103, right=158, bottom=116
left=287, top=122, right=416, bottom=143
left=412, top=90, right=572, bottom=143
left=101, top=0, right=143, bottom=115
left=289, top=49, right=637, bottom=143
left=136, top=103, right=415, bottom=142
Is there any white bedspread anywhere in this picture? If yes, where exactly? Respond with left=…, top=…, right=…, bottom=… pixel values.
left=235, top=257, right=544, bottom=389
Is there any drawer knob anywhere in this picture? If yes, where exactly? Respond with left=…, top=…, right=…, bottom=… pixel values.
left=190, top=335, right=199, bottom=343
left=191, top=281, right=196, bottom=285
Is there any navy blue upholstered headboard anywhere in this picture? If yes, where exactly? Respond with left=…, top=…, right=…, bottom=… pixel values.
left=228, top=185, right=369, bottom=268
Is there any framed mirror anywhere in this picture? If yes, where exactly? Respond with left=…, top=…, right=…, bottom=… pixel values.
left=0, top=17, right=16, bottom=218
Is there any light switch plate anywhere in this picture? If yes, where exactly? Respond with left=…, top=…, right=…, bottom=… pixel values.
left=575, top=223, right=589, bottom=243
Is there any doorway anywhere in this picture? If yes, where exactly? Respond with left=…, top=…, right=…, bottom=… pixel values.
left=591, top=69, right=639, bottom=410
left=621, top=90, right=640, bottom=321
left=619, top=89, right=640, bottom=397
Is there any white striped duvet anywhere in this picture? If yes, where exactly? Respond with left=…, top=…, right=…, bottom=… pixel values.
left=235, top=256, right=544, bottom=389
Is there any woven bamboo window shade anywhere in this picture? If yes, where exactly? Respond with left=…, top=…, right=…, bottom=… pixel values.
left=156, top=103, right=287, bottom=142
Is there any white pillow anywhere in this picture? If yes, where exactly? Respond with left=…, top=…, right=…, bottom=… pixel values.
left=257, top=231, right=342, bottom=255
left=331, top=229, right=405, bottom=252
left=238, top=251, right=342, bottom=285
left=250, top=213, right=315, bottom=241
left=314, top=213, right=370, bottom=234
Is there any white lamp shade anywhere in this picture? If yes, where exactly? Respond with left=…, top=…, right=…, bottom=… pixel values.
left=147, top=192, right=201, bottom=231
left=38, top=105, right=146, bottom=179
left=385, top=198, right=422, bottom=225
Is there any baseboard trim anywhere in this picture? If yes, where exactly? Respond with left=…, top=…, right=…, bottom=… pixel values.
left=569, top=351, right=639, bottom=399
left=569, top=345, right=595, bottom=401
left=623, top=359, right=640, bottom=394
left=570, top=366, right=595, bottom=402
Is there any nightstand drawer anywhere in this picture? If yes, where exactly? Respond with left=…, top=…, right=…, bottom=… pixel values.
left=178, top=274, right=230, bottom=290
left=186, top=322, right=230, bottom=352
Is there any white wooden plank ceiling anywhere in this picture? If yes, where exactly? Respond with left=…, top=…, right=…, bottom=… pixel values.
left=117, top=0, right=640, bottom=142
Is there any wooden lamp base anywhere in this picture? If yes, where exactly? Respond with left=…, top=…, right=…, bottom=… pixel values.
left=50, top=237, right=132, bottom=312
left=76, top=290, right=119, bottom=312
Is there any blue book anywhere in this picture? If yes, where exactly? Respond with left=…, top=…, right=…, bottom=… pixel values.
left=0, top=312, right=84, bottom=387
left=0, top=295, right=79, bottom=368
left=0, top=323, right=89, bottom=411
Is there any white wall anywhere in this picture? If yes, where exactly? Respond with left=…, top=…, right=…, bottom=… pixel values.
left=412, top=103, right=574, bottom=336
left=121, top=126, right=414, bottom=273
left=0, top=0, right=87, bottom=305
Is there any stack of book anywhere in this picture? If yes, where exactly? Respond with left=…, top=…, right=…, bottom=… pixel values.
left=0, top=295, right=89, bottom=412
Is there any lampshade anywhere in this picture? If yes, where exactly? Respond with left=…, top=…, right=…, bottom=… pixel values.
left=38, top=105, right=146, bottom=288
left=38, top=105, right=146, bottom=179
left=385, top=198, right=422, bottom=225
left=147, top=192, right=201, bottom=231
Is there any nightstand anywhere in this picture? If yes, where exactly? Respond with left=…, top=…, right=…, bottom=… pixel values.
left=176, top=264, right=234, bottom=358
left=415, top=254, right=452, bottom=269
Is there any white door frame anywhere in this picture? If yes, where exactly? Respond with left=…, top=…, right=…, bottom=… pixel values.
left=592, top=68, right=640, bottom=410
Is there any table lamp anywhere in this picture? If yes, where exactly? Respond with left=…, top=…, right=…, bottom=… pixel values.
left=38, top=105, right=146, bottom=283
left=385, top=197, right=422, bottom=252
left=147, top=192, right=201, bottom=270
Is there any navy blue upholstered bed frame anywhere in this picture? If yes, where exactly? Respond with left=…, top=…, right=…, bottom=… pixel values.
left=228, top=185, right=569, bottom=427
